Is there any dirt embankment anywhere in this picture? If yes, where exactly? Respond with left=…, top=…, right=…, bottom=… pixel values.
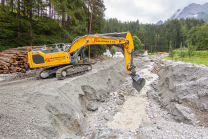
left=153, top=60, right=208, bottom=126
left=0, top=58, right=145, bottom=139
left=136, top=60, right=208, bottom=139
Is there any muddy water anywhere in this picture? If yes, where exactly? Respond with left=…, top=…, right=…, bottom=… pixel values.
left=108, top=62, right=159, bottom=132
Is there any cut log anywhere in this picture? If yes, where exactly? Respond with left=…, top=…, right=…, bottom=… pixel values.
left=21, top=68, right=26, bottom=73
left=11, top=67, right=17, bottom=73
left=16, top=51, right=21, bottom=55
left=0, top=53, right=15, bottom=58
left=4, top=69, right=10, bottom=73
left=0, top=61, right=10, bottom=66
left=16, top=67, right=21, bottom=72
left=18, top=57, right=27, bottom=62
left=9, top=47, right=30, bottom=50
left=0, top=58, right=13, bottom=64
left=13, top=61, right=22, bottom=65
left=3, top=50, right=28, bottom=54
left=12, top=55, right=18, bottom=59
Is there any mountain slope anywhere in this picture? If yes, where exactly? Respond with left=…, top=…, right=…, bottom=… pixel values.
left=172, top=3, right=208, bottom=20
left=157, top=2, right=208, bottom=24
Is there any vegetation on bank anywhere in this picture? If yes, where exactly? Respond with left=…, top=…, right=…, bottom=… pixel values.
left=164, top=46, right=208, bottom=65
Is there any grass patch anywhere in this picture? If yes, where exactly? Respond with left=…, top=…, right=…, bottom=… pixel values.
left=163, top=55, right=208, bottom=65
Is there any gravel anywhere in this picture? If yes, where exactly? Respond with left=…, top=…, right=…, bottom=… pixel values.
left=1, top=54, right=208, bottom=139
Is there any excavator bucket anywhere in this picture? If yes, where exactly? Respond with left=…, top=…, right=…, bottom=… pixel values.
left=132, top=74, right=146, bottom=92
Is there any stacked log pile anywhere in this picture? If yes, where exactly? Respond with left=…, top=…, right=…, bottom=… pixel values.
left=0, top=46, right=40, bottom=74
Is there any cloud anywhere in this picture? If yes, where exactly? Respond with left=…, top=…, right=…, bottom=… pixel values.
left=104, top=0, right=208, bottom=24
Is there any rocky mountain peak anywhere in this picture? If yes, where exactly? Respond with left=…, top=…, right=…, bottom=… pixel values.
left=156, top=2, right=208, bottom=25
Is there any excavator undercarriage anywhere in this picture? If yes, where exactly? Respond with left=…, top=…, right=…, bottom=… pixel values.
left=36, top=64, right=92, bottom=80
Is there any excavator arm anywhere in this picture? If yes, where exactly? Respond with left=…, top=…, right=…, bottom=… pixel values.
left=66, top=31, right=135, bottom=74
left=65, top=31, right=145, bottom=91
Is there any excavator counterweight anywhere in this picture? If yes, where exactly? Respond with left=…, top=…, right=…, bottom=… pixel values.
left=28, top=32, right=145, bottom=92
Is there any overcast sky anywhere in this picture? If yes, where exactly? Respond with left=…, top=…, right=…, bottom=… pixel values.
left=104, top=0, right=208, bottom=24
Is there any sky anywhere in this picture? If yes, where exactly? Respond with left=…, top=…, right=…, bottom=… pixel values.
left=104, top=0, right=208, bottom=24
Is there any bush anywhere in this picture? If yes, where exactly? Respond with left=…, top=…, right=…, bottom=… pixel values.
left=169, top=43, right=175, bottom=60
left=111, top=46, right=116, bottom=57
left=187, top=44, right=195, bottom=59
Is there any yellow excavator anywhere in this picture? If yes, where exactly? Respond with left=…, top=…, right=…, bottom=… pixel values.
left=28, top=32, right=145, bottom=92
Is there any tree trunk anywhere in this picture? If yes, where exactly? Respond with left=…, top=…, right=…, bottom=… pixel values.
left=67, top=15, right=70, bottom=26
left=51, top=5, right=53, bottom=19
left=1, top=0, right=5, bottom=12
left=62, top=7, right=65, bottom=39
left=40, top=0, right=42, bottom=17
left=29, top=0, right=33, bottom=46
left=89, top=0, right=94, bottom=62
left=11, top=0, right=13, bottom=12
left=49, top=2, right=51, bottom=18
left=53, top=6, right=55, bottom=19
left=17, top=0, right=21, bottom=38
left=62, top=10, right=65, bottom=30
left=38, top=0, right=39, bottom=18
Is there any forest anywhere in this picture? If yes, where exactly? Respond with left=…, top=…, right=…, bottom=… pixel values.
left=103, top=18, right=208, bottom=52
left=0, top=0, right=207, bottom=55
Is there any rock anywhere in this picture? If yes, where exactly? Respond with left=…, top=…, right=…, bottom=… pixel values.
left=157, top=125, right=161, bottom=129
left=153, top=119, right=157, bottom=124
left=92, top=128, right=117, bottom=139
left=203, top=102, right=208, bottom=111
left=173, top=104, right=196, bottom=125
left=100, top=97, right=105, bottom=102
left=91, top=130, right=99, bottom=139
left=59, top=134, right=82, bottom=139
left=81, top=85, right=101, bottom=101
left=114, top=107, right=121, bottom=113
left=87, top=103, right=98, bottom=111
left=116, top=99, right=124, bottom=105
left=118, top=93, right=125, bottom=101
left=103, top=115, right=110, bottom=121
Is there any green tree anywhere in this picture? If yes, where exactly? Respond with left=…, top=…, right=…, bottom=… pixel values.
left=181, top=25, right=187, bottom=46
left=111, top=46, right=116, bottom=57
left=133, top=36, right=144, bottom=51
left=187, top=43, right=195, bottom=59
left=169, top=41, right=175, bottom=60
left=179, top=43, right=186, bottom=61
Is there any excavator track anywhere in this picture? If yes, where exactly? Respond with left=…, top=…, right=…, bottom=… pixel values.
left=36, top=69, right=45, bottom=80
left=56, top=64, right=92, bottom=80
left=36, top=66, right=61, bottom=79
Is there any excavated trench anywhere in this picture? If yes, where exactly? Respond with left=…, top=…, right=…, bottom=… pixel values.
left=0, top=56, right=208, bottom=139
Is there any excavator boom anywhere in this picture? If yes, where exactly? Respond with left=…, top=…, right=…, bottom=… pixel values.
left=28, top=32, right=145, bottom=92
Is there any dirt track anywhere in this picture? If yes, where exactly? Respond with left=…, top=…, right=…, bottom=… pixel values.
left=0, top=55, right=208, bottom=139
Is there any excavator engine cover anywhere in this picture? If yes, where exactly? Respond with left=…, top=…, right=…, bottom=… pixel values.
left=132, top=74, right=146, bottom=92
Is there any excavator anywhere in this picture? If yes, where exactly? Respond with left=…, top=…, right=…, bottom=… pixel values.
left=28, top=32, right=145, bottom=92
